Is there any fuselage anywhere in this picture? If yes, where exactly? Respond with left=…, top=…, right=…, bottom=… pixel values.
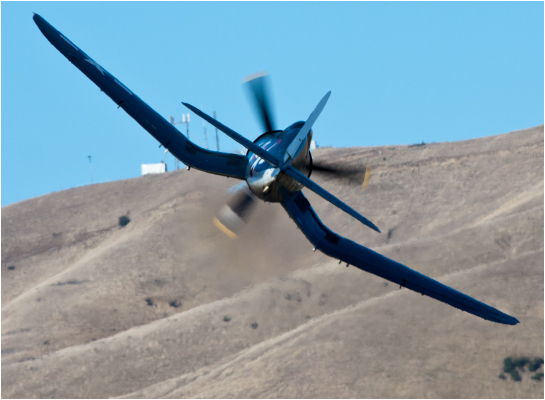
left=246, top=121, right=312, bottom=202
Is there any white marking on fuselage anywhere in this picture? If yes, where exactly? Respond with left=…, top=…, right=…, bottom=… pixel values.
left=84, top=58, right=105, bottom=75
left=114, top=79, right=133, bottom=95
left=249, top=139, right=280, bottom=176
left=60, top=34, right=79, bottom=53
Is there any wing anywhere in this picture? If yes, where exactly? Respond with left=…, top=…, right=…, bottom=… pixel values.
left=281, top=191, right=519, bottom=325
left=33, top=14, right=247, bottom=179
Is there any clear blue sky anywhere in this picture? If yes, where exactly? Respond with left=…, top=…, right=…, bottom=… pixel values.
left=2, top=2, right=543, bottom=206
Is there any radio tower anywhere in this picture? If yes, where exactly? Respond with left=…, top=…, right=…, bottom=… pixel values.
left=182, top=113, right=190, bottom=140
left=169, top=114, right=191, bottom=169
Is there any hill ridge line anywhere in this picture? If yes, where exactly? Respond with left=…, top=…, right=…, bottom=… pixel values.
left=2, top=126, right=541, bottom=210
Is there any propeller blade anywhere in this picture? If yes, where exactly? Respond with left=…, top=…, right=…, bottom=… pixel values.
left=213, top=186, right=257, bottom=239
left=243, top=72, right=276, bottom=133
left=284, top=91, right=331, bottom=164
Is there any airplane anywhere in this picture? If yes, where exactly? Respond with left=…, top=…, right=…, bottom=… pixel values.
left=33, top=14, right=519, bottom=325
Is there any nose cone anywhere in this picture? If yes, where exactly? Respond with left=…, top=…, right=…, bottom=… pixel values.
left=247, top=167, right=281, bottom=201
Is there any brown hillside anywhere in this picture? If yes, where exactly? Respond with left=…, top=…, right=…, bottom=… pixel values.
left=2, top=125, right=543, bottom=398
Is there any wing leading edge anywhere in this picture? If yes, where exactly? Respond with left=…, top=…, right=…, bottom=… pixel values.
left=33, top=14, right=247, bottom=179
left=281, top=191, right=519, bottom=325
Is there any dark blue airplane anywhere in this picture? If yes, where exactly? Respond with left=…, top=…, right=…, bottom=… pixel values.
left=33, top=14, right=518, bottom=325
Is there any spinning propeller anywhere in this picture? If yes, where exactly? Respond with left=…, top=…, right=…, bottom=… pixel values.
left=214, top=73, right=372, bottom=238
left=244, top=72, right=276, bottom=134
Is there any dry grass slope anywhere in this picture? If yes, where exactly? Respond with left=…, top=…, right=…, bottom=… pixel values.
left=2, top=125, right=543, bottom=398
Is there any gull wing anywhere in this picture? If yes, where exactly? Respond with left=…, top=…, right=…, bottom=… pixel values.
left=33, top=14, right=248, bottom=179
left=281, top=191, right=519, bottom=325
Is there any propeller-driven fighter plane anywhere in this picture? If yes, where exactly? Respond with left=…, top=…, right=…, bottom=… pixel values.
left=34, top=14, right=518, bottom=325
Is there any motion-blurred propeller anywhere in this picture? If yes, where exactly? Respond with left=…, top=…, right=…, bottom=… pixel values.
left=213, top=185, right=257, bottom=239
left=214, top=73, right=372, bottom=238
left=311, top=158, right=373, bottom=191
left=244, top=72, right=276, bottom=133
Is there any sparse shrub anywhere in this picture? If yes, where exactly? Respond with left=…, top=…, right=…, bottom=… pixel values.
left=529, top=357, right=544, bottom=372
left=513, top=356, right=530, bottom=371
left=118, top=215, right=131, bottom=227
left=498, top=373, right=506, bottom=380
left=169, top=300, right=181, bottom=308
left=145, top=298, right=153, bottom=306
left=510, top=370, right=522, bottom=382
left=7, top=265, right=15, bottom=270
left=503, top=357, right=522, bottom=381
left=503, top=357, right=515, bottom=373
left=223, top=316, right=231, bottom=322
left=531, top=372, right=544, bottom=381
left=284, top=293, right=291, bottom=300
left=318, top=293, right=328, bottom=306
left=250, top=322, right=258, bottom=329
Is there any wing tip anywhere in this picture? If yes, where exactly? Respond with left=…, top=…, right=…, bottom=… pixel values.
left=503, top=315, right=520, bottom=325
left=368, top=221, right=381, bottom=233
left=486, top=311, right=519, bottom=325
left=362, top=218, right=381, bottom=233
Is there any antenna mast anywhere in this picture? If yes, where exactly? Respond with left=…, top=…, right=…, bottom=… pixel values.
left=88, top=155, right=93, bottom=184
left=203, top=121, right=209, bottom=149
left=182, top=113, right=190, bottom=140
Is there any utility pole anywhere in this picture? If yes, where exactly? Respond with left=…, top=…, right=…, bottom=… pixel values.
left=88, top=155, right=93, bottom=184
left=213, top=111, right=219, bottom=151
left=203, top=121, right=209, bottom=149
